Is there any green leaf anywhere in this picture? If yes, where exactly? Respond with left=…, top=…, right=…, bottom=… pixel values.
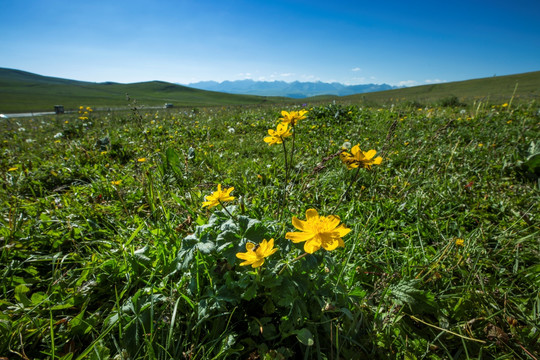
left=390, top=279, right=437, bottom=314
left=196, top=233, right=216, bottom=254
left=523, top=153, right=540, bottom=175
left=133, top=246, right=151, bottom=264
left=295, top=328, right=314, bottom=346
left=348, top=288, right=367, bottom=298
left=50, top=297, right=75, bottom=310
left=14, top=284, right=32, bottom=307
left=31, top=292, right=47, bottom=305
left=166, top=147, right=182, bottom=167
left=242, top=283, right=258, bottom=301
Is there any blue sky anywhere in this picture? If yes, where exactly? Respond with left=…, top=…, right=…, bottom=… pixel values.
left=1, top=0, right=539, bottom=86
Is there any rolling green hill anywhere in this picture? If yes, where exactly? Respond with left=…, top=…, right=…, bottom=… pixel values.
left=1, top=68, right=539, bottom=113
left=339, top=70, right=540, bottom=105
left=0, top=68, right=290, bottom=113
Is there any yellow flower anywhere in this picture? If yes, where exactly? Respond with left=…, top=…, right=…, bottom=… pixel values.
left=137, top=158, right=146, bottom=162
left=263, top=123, right=292, bottom=145
left=455, top=238, right=465, bottom=247
left=236, top=238, right=278, bottom=268
left=285, top=209, right=351, bottom=254
left=202, top=184, right=235, bottom=208
left=8, top=167, right=18, bottom=172
left=279, top=110, right=308, bottom=126
left=502, top=103, right=508, bottom=107
left=111, top=180, right=122, bottom=185
left=340, top=145, right=382, bottom=170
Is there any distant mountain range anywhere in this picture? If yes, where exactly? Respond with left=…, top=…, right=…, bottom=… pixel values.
left=185, top=79, right=397, bottom=98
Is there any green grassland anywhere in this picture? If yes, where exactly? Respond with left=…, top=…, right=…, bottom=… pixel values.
left=346, top=71, right=540, bottom=105
left=0, top=68, right=291, bottom=113
left=1, top=68, right=540, bottom=113
left=308, top=71, right=540, bottom=106
left=1, top=98, right=539, bottom=359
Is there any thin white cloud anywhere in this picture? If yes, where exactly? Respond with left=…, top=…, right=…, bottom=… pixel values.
left=237, top=72, right=252, bottom=79
left=280, top=73, right=294, bottom=77
left=352, top=67, right=362, bottom=72
left=424, top=79, right=445, bottom=84
left=398, top=80, right=417, bottom=87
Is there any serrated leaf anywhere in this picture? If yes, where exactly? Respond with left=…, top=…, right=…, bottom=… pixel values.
left=197, top=242, right=215, bottom=254
left=220, top=219, right=238, bottom=232
left=390, top=279, right=437, bottom=314
left=216, top=230, right=239, bottom=245
left=348, top=288, right=367, bottom=298
left=196, top=233, right=215, bottom=254
left=242, top=283, right=258, bottom=301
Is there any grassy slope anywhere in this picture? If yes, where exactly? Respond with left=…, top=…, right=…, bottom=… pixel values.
left=0, top=68, right=291, bottom=113
left=339, top=70, right=540, bottom=105
left=2, top=68, right=539, bottom=113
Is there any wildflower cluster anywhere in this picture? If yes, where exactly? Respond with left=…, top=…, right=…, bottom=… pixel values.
left=78, top=105, right=93, bottom=120
left=200, top=183, right=351, bottom=268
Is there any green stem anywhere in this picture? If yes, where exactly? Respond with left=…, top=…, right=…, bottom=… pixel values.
left=277, top=252, right=310, bottom=276
left=218, top=200, right=236, bottom=221
left=279, top=139, right=289, bottom=221
left=289, top=122, right=296, bottom=174
left=282, top=138, right=289, bottom=185
left=331, top=165, right=362, bottom=214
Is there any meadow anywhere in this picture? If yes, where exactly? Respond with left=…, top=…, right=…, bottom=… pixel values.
left=1, top=99, right=539, bottom=359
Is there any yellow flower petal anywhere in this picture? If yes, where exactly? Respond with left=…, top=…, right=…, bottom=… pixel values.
left=305, top=208, right=319, bottom=221
left=286, top=231, right=314, bottom=243
left=292, top=216, right=307, bottom=231
left=286, top=209, right=350, bottom=254
left=364, top=149, right=377, bottom=160
left=304, top=237, right=322, bottom=254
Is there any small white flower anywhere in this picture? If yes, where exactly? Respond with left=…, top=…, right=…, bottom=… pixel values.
left=342, top=141, right=352, bottom=149
left=54, top=132, right=63, bottom=138
left=26, top=138, right=35, bottom=143
left=228, top=127, right=235, bottom=134
left=18, top=127, right=26, bottom=132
